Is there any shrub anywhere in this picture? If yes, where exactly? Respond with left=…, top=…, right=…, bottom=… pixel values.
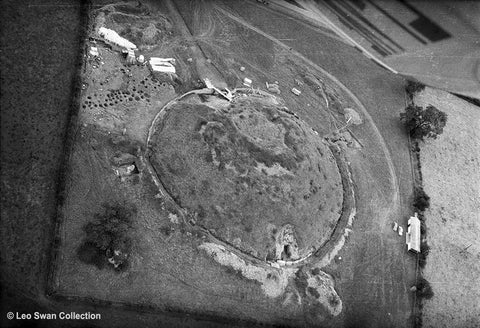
left=76, top=242, right=107, bottom=269
left=294, top=270, right=309, bottom=297
left=406, top=80, right=425, bottom=98
left=307, top=287, right=320, bottom=299
left=311, top=267, right=321, bottom=275
left=418, top=241, right=430, bottom=268
left=416, top=278, right=434, bottom=299
left=414, top=188, right=430, bottom=211
left=419, top=250, right=427, bottom=268
left=420, top=220, right=427, bottom=236
left=400, top=104, right=448, bottom=140
left=417, top=212, right=425, bottom=221
left=225, top=266, right=245, bottom=280
left=418, top=254, right=427, bottom=268
left=159, top=225, right=173, bottom=236
left=421, top=241, right=431, bottom=256
left=78, top=203, right=135, bottom=271
left=409, top=312, right=423, bottom=328
left=328, top=294, right=340, bottom=306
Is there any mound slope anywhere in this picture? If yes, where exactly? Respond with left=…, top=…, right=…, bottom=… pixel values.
left=149, top=95, right=343, bottom=259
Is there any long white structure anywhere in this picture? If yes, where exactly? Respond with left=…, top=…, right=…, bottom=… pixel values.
left=98, top=27, right=137, bottom=50
left=406, top=213, right=421, bottom=253
left=149, top=57, right=176, bottom=74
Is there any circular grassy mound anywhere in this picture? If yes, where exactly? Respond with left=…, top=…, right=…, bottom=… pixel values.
left=149, top=95, right=343, bottom=260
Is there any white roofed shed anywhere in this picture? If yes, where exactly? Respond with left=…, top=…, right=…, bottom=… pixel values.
left=406, top=213, right=421, bottom=253
left=149, top=57, right=176, bottom=74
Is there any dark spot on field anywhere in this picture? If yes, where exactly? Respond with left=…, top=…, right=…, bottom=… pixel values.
left=307, top=287, right=320, bottom=299
left=311, top=267, right=321, bottom=275
left=166, top=153, right=189, bottom=176
left=294, top=269, right=309, bottom=297
left=197, top=205, right=206, bottom=218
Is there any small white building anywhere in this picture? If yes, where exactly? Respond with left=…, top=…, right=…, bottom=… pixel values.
left=89, top=46, right=99, bottom=57
left=137, top=55, right=145, bottom=64
left=406, top=213, right=421, bottom=253
left=149, top=57, right=176, bottom=74
left=98, top=27, right=137, bottom=51
left=243, top=77, right=252, bottom=87
left=291, top=87, right=302, bottom=96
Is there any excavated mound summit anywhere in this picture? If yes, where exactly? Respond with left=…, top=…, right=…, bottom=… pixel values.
left=149, top=95, right=343, bottom=260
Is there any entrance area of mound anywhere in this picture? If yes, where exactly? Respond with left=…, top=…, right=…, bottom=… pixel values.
left=148, top=94, right=343, bottom=260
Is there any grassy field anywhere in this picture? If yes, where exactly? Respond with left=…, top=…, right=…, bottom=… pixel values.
left=0, top=1, right=254, bottom=327
left=2, top=0, right=420, bottom=327
left=0, top=0, right=85, bottom=300
left=51, top=3, right=338, bottom=326
left=415, top=88, right=480, bottom=328
left=50, top=2, right=304, bottom=326
left=52, top=2, right=416, bottom=327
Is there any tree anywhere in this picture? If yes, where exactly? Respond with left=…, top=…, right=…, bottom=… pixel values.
left=418, top=241, right=430, bottom=268
left=401, top=104, right=447, bottom=140
left=414, top=188, right=430, bottom=211
left=405, top=80, right=425, bottom=98
left=416, top=278, right=434, bottom=299
left=78, top=203, right=135, bottom=271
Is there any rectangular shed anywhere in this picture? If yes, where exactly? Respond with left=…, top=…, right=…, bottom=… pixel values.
left=406, top=213, right=421, bottom=253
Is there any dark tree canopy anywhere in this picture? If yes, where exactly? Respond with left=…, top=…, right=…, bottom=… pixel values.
left=77, top=203, right=135, bottom=271
left=414, top=187, right=431, bottom=211
left=405, top=80, right=425, bottom=97
left=416, top=278, right=434, bottom=299
left=401, top=104, right=447, bottom=140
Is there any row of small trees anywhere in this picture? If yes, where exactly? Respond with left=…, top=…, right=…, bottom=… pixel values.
left=403, top=81, right=437, bottom=327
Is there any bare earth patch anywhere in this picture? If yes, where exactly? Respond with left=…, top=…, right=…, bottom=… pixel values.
left=198, top=242, right=342, bottom=316
left=415, top=88, right=480, bottom=328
